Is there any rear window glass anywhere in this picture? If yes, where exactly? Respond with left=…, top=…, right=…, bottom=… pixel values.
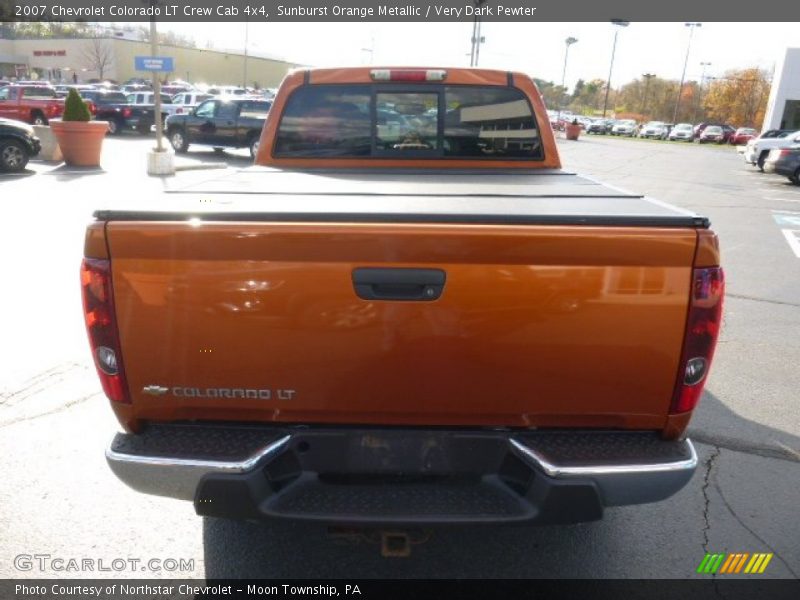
left=239, top=101, right=272, bottom=118
left=25, top=86, right=56, bottom=98
left=274, top=85, right=371, bottom=157
left=273, top=84, right=542, bottom=160
left=96, top=92, right=128, bottom=104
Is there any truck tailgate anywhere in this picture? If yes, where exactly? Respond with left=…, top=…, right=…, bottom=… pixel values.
left=104, top=198, right=697, bottom=429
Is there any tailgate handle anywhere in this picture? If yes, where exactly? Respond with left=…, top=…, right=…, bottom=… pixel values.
left=352, top=268, right=446, bottom=301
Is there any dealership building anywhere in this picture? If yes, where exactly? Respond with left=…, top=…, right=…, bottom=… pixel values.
left=763, top=47, right=800, bottom=131
left=0, top=36, right=301, bottom=88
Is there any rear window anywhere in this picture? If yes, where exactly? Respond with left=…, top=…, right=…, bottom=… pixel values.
left=273, top=84, right=543, bottom=160
left=24, top=86, right=56, bottom=98
left=239, top=101, right=272, bottom=118
left=96, top=92, right=128, bottom=104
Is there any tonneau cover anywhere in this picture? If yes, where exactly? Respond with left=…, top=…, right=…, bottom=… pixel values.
left=94, top=167, right=708, bottom=228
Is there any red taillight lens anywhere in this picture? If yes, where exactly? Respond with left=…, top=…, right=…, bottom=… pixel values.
left=370, top=69, right=447, bottom=82
left=80, top=258, right=131, bottom=404
left=122, top=107, right=132, bottom=118
left=670, top=267, right=725, bottom=414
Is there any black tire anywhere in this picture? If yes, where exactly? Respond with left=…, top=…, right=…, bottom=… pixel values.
left=30, top=111, right=47, bottom=126
left=249, top=135, right=260, bottom=159
left=213, top=147, right=226, bottom=155
left=168, top=128, right=189, bottom=153
left=757, top=151, right=768, bottom=171
left=138, top=121, right=153, bottom=136
left=0, top=139, right=29, bottom=172
left=107, top=118, right=124, bottom=136
left=790, top=168, right=800, bottom=186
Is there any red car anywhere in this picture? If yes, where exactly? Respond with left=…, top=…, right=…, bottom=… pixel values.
left=729, top=127, right=757, bottom=145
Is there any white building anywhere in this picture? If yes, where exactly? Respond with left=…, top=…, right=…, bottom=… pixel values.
left=763, top=48, right=800, bottom=131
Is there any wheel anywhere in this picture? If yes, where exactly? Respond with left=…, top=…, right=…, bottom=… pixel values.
left=790, top=168, right=800, bottom=185
left=169, top=128, right=189, bottom=153
left=107, top=118, right=124, bottom=136
left=0, top=139, right=29, bottom=172
left=757, top=152, right=768, bottom=171
left=249, top=136, right=260, bottom=159
left=138, top=121, right=153, bottom=136
left=31, top=112, right=47, bottom=126
left=213, top=147, right=225, bottom=155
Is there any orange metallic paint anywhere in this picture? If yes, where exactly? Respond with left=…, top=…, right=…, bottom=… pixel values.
left=255, top=68, right=561, bottom=170
left=101, top=222, right=699, bottom=433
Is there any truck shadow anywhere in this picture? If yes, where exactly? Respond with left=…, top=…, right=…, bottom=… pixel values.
left=202, top=391, right=799, bottom=578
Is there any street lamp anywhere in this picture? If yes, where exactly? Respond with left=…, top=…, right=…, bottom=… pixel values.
left=469, top=0, right=487, bottom=66
left=641, top=73, right=656, bottom=116
left=558, top=37, right=578, bottom=121
left=602, top=20, right=630, bottom=118
left=672, top=22, right=702, bottom=124
left=243, top=20, right=249, bottom=88
left=693, top=61, right=711, bottom=123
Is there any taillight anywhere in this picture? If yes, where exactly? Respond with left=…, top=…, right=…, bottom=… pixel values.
left=670, top=267, right=725, bottom=414
left=80, top=258, right=130, bottom=404
left=86, top=101, right=96, bottom=116
left=370, top=69, right=447, bottom=82
left=122, top=107, right=132, bottom=118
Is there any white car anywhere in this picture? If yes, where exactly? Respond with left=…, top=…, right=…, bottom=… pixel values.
left=611, top=119, right=637, bottom=136
left=744, top=130, right=800, bottom=170
left=639, top=121, right=668, bottom=139
left=162, top=92, right=213, bottom=117
left=668, top=123, right=694, bottom=142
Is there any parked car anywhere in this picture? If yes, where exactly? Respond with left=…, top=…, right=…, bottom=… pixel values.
left=0, top=117, right=41, bottom=172
left=0, top=85, right=64, bottom=125
left=729, top=127, right=757, bottom=146
left=764, top=147, right=800, bottom=184
left=694, top=122, right=735, bottom=143
left=699, top=126, right=726, bottom=144
left=744, top=130, right=800, bottom=170
left=166, top=97, right=271, bottom=157
left=586, top=119, right=613, bottom=134
left=162, top=92, right=213, bottom=117
left=79, top=89, right=156, bottom=135
left=610, top=119, right=637, bottom=136
left=639, top=121, right=668, bottom=140
left=668, top=123, right=694, bottom=142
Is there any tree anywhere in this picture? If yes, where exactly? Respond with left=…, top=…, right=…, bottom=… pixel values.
left=82, top=36, right=113, bottom=81
left=703, top=68, right=772, bottom=128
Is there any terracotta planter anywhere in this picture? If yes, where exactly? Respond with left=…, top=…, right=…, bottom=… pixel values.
left=565, top=124, right=582, bottom=141
left=50, top=120, right=108, bottom=166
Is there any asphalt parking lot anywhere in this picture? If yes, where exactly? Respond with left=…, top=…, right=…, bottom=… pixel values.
left=0, top=134, right=798, bottom=580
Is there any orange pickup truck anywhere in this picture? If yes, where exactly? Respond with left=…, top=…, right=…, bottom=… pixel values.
left=83, top=68, right=724, bottom=526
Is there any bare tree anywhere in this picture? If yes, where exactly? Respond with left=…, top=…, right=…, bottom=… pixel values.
left=82, top=36, right=113, bottom=80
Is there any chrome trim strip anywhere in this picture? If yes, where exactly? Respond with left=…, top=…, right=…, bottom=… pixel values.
left=509, top=438, right=698, bottom=478
left=105, top=434, right=291, bottom=473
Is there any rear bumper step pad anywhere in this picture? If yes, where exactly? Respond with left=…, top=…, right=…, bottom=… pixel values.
left=106, top=425, right=696, bottom=525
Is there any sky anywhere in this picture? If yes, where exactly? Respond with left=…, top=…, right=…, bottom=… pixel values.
left=152, top=21, right=798, bottom=89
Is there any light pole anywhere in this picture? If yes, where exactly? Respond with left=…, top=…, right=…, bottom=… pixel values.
left=602, top=20, right=630, bottom=118
left=243, top=20, right=249, bottom=88
left=693, top=61, right=711, bottom=123
left=469, top=0, right=487, bottom=66
left=149, top=0, right=163, bottom=152
left=672, top=22, right=701, bottom=125
left=641, top=73, right=656, bottom=116
left=558, top=37, right=578, bottom=121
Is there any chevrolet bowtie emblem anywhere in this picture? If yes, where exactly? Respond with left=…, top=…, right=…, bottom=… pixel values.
left=142, top=385, right=169, bottom=396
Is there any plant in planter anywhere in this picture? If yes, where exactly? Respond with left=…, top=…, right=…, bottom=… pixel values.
left=566, top=118, right=582, bottom=141
left=50, top=89, right=108, bottom=167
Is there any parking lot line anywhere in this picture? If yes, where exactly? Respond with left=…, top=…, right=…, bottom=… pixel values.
left=781, top=230, right=800, bottom=258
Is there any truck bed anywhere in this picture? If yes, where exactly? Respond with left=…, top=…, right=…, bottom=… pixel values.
left=95, top=168, right=707, bottom=228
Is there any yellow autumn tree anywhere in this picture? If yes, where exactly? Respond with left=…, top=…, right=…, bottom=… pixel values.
left=702, top=68, right=772, bottom=128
